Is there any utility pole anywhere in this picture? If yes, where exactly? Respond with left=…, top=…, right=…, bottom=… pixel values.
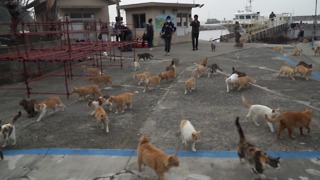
left=313, top=0, right=318, bottom=48
left=116, top=0, right=121, bottom=22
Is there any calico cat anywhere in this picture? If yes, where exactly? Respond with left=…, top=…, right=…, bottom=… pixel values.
left=241, top=95, right=280, bottom=133
left=184, top=73, right=196, bottom=95
left=291, top=48, right=302, bottom=56
left=34, top=96, right=66, bottom=122
left=137, top=134, right=179, bottom=180
left=232, top=67, right=246, bottom=77
left=293, top=65, right=312, bottom=80
left=138, top=53, right=153, bottom=61
left=106, top=91, right=139, bottom=113
left=279, top=66, right=295, bottom=80
left=272, top=45, right=283, bottom=53
left=226, top=73, right=239, bottom=92
left=180, top=119, right=201, bottom=151
left=207, top=63, right=223, bottom=77
left=143, top=75, right=161, bottom=92
left=200, top=56, right=208, bottom=67
left=85, top=67, right=102, bottom=75
left=234, top=76, right=255, bottom=91
left=87, top=100, right=109, bottom=133
left=133, top=71, right=150, bottom=85
left=296, top=61, right=312, bottom=68
left=0, top=111, right=21, bottom=147
left=89, top=75, right=112, bottom=86
left=72, top=84, right=103, bottom=100
left=236, top=117, right=281, bottom=179
left=211, top=43, right=216, bottom=51
left=132, top=59, right=141, bottom=71
left=265, top=110, right=313, bottom=139
left=19, top=98, right=38, bottom=118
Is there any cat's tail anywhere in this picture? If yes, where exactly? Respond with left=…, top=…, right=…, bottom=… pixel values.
left=235, top=117, right=246, bottom=140
left=11, top=110, right=22, bottom=125
left=139, top=134, right=149, bottom=146
left=241, top=94, right=251, bottom=108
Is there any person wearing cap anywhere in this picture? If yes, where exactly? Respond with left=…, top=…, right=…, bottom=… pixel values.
left=161, top=15, right=176, bottom=56
left=190, top=14, right=200, bottom=51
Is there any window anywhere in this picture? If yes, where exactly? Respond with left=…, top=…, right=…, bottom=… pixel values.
left=133, top=14, right=146, bottom=28
left=239, top=16, right=244, bottom=19
left=177, top=13, right=188, bottom=27
left=246, top=15, right=251, bottom=19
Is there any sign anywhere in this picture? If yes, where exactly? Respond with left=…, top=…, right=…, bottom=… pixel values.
left=155, top=14, right=175, bottom=31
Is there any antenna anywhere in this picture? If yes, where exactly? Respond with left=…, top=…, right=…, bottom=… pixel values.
left=245, top=0, right=254, bottom=12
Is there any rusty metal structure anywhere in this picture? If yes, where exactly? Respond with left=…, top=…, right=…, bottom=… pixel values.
left=0, top=19, right=135, bottom=98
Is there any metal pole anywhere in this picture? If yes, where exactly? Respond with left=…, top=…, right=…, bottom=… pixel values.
left=116, top=0, right=121, bottom=21
left=313, top=0, right=317, bottom=48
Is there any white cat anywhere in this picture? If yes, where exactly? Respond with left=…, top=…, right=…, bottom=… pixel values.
left=132, top=59, right=140, bottom=71
left=225, top=73, right=239, bottom=92
left=180, top=119, right=201, bottom=151
left=241, top=95, right=280, bottom=133
left=0, top=111, right=21, bottom=147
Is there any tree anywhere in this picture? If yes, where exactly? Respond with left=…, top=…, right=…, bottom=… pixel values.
left=0, top=0, right=32, bottom=25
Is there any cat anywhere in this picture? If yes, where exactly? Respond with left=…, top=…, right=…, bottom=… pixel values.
left=296, top=61, right=312, bottom=69
left=291, top=48, right=302, bottom=56
left=19, top=98, right=38, bottom=118
left=207, top=63, right=223, bottom=77
left=293, top=65, right=312, bottom=80
left=133, top=71, right=150, bottom=85
left=235, top=117, right=281, bottom=179
left=232, top=67, right=246, bottom=77
left=272, top=45, right=283, bottom=53
left=278, top=66, right=295, bottom=80
left=235, top=76, right=255, bottom=91
left=165, top=59, right=175, bottom=71
left=241, top=95, right=280, bottom=133
left=265, top=109, right=313, bottom=139
left=137, top=134, right=179, bottom=180
left=314, top=46, right=320, bottom=56
left=89, top=75, right=112, bottom=86
left=87, top=100, right=109, bottom=133
left=211, top=42, right=216, bottom=51
left=72, top=84, right=103, bottom=100
left=159, top=65, right=176, bottom=82
left=184, top=73, right=196, bottom=94
left=138, top=53, right=153, bottom=61
left=132, top=59, right=141, bottom=71
left=200, top=56, right=208, bottom=67
left=105, top=91, right=139, bottom=113
left=34, top=96, right=66, bottom=122
left=226, top=73, right=239, bottom=92
left=180, top=119, right=201, bottom=151
left=192, top=64, right=206, bottom=78
left=85, top=67, right=102, bottom=75
left=143, top=75, right=161, bottom=92
left=0, top=111, right=21, bottom=147
left=172, top=57, right=180, bottom=66
left=236, top=53, right=240, bottom=59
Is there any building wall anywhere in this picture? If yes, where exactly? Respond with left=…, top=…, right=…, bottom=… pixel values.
left=124, top=6, right=193, bottom=46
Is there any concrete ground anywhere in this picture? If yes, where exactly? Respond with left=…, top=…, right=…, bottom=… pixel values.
left=1, top=40, right=320, bottom=180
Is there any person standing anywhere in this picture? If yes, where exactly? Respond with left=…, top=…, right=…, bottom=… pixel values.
left=146, top=18, right=154, bottom=50
left=234, top=21, right=241, bottom=47
left=161, top=16, right=176, bottom=56
left=269, top=12, right=276, bottom=27
left=190, top=14, right=200, bottom=51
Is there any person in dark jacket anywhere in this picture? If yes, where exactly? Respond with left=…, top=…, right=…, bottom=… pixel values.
left=120, top=25, right=132, bottom=51
left=190, top=14, right=200, bottom=51
left=161, top=16, right=176, bottom=56
left=146, top=18, right=154, bottom=50
left=234, top=21, right=241, bottom=47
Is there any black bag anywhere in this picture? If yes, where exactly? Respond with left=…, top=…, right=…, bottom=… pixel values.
left=142, top=33, right=148, bottom=40
left=98, top=33, right=102, bottom=40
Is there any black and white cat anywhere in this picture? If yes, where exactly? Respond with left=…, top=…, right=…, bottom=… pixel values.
left=0, top=111, right=21, bottom=147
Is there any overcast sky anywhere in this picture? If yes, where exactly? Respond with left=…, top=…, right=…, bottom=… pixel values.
left=109, top=0, right=317, bottom=23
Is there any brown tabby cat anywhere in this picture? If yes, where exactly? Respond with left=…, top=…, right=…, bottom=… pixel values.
left=89, top=75, right=112, bottom=86
left=236, top=117, right=280, bottom=179
left=293, top=65, right=312, bottom=80
left=143, top=75, right=161, bottom=92
left=278, top=66, right=295, bottom=80
left=133, top=71, right=150, bottom=85
left=72, top=84, right=103, bottom=100
left=137, top=134, right=179, bottom=180
left=159, top=65, right=176, bottom=82
left=265, top=110, right=313, bottom=139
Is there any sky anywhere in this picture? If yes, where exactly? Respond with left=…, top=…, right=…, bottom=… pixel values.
left=108, top=0, right=318, bottom=23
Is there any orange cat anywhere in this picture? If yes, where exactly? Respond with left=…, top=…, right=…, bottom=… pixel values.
left=199, top=56, right=208, bottom=67
left=291, top=48, right=302, bottom=56
left=192, top=64, right=206, bottom=78
left=265, top=110, right=313, bottom=139
left=34, top=96, right=66, bottom=122
left=293, top=65, right=312, bottom=80
left=85, top=67, right=102, bottom=75
left=279, top=66, right=295, bottom=80
left=72, top=84, right=102, bottom=100
left=159, top=65, right=176, bottom=82
left=272, top=45, right=283, bottom=53
left=234, top=76, right=255, bottom=91
left=137, top=134, right=180, bottom=180
left=87, top=100, right=109, bottom=133
left=106, top=91, right=139, bottom=113
left=143, top=75, right=161, bottom=92
left=89, top=75, right=112, bottom=86
left=184, top=73, right=196, bottom=94
left=133, top=71, right=150, bottom=85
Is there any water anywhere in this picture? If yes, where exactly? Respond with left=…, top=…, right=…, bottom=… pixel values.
left=199, top=29, right=230, bottom=42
